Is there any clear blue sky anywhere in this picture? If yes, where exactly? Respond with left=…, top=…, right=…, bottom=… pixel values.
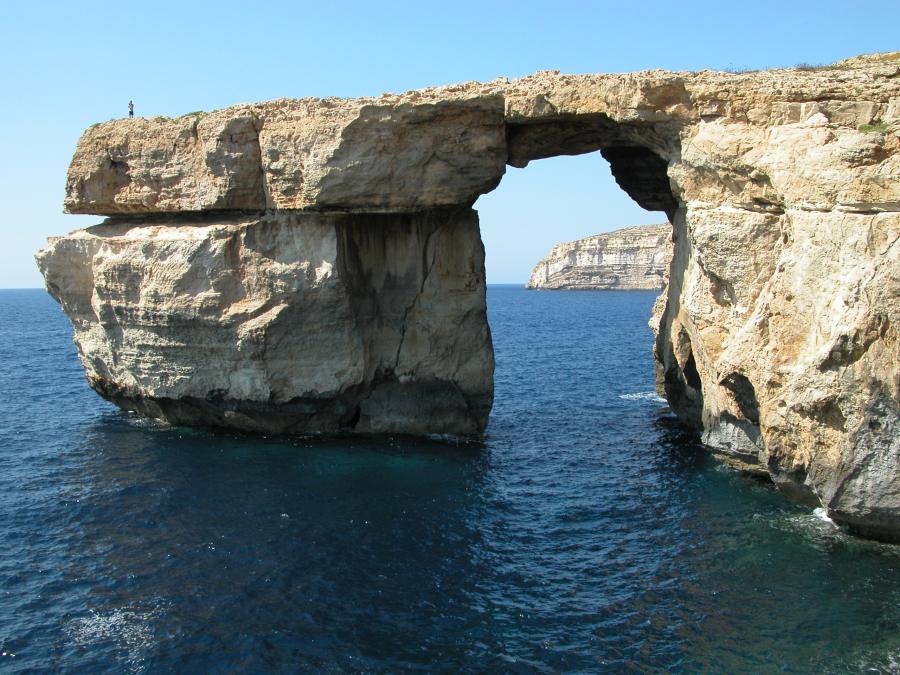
left=1, top=1, right=895, bottom=287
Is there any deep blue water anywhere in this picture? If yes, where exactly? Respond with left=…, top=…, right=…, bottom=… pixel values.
left=0, top=286, right=898, bottom=673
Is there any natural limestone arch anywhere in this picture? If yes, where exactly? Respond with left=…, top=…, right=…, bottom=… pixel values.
left=38, top=54, right=900, bottom=540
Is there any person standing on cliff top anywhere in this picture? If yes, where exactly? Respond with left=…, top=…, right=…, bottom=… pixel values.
left=128, top=100, right=134, bottom=118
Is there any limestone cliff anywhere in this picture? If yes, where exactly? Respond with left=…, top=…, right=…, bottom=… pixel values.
left=37, top=209, right=493, bottom=436
left=38, top=52, right=900, bottom=540
left=527, top=224, right=670, bottom=290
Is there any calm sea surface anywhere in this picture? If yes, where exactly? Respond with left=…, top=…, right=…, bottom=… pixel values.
left=0, top=286, right=898, bottom=673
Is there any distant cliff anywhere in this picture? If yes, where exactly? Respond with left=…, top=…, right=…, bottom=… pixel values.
left=527, top=224, right=671, bottom=290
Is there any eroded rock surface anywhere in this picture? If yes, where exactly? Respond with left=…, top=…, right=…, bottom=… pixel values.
left=65, top=95, right=507, bottom=214
left=527, top=224, right=671, bottom=290
left=37, top=209, right=493, bottom=435
left=41, top=52, right=900, bottom=540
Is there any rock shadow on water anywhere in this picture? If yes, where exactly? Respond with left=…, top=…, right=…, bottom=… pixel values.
left=44, top=410, right=503, bottom=671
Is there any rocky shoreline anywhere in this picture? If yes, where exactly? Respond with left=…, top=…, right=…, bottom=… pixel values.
left=38, top=52, right=900, bottom=540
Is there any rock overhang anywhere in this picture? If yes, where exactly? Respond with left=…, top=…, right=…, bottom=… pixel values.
left=64, top=94, right=510, bottom=216
left=65, top=53, right=900, bottom=220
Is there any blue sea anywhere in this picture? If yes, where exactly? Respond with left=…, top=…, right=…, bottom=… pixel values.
left=0, top=286, right=898, bottom=673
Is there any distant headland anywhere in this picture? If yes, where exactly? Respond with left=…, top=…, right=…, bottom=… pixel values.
left=527, top=224, right=671, bottom=290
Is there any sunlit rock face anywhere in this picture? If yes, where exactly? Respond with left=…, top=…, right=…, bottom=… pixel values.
left=37, top=209, right=493, bottom=436
left=64, top=96, right=508, bottom=214
left=527, top=224, right=671, bottom=290
left=41, top=52, right=900, bottom=540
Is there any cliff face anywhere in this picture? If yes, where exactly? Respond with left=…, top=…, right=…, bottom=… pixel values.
left=64, top=96, right=508, bottom=214
left=527, top=224, right=671, bottom=290
left=37, top=209, right=493, bottom=436
left=38, top=52, right=900, bottom=540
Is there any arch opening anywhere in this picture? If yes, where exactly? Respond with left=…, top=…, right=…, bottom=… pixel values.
left=503, top=115, right=679, bottom=220
left=475, top=114, right=700, bottom=435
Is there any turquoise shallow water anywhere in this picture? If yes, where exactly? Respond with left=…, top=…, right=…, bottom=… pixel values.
left=0, top=286, right=898, bottom=673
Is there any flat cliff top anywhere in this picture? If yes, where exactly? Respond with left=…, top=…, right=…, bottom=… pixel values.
left=65, top=52, right=900, bottom=216
left=83, top=51, right=900, bottom=127
left=543, top=223, right=670, bottom=256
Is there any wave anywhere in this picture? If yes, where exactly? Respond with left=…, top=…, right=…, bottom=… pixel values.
left=618, top=391, right=667, bottom=403
left=65, top=602, right=166, bottom=670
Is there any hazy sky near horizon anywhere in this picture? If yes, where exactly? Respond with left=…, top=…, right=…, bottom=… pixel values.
left=0, top=1, right=896, bottom=287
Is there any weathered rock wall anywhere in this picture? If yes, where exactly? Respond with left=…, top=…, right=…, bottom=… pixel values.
left=39, top=52, right=900, bottom=540
left=37, top=208, right=493, bottom=435
left=527, top=223, right=670, bottom=290
left=65, top=95, right=508, bottom=214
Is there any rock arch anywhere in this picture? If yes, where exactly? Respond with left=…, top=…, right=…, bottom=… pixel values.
left=37, top=54, right=900, bottom=540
